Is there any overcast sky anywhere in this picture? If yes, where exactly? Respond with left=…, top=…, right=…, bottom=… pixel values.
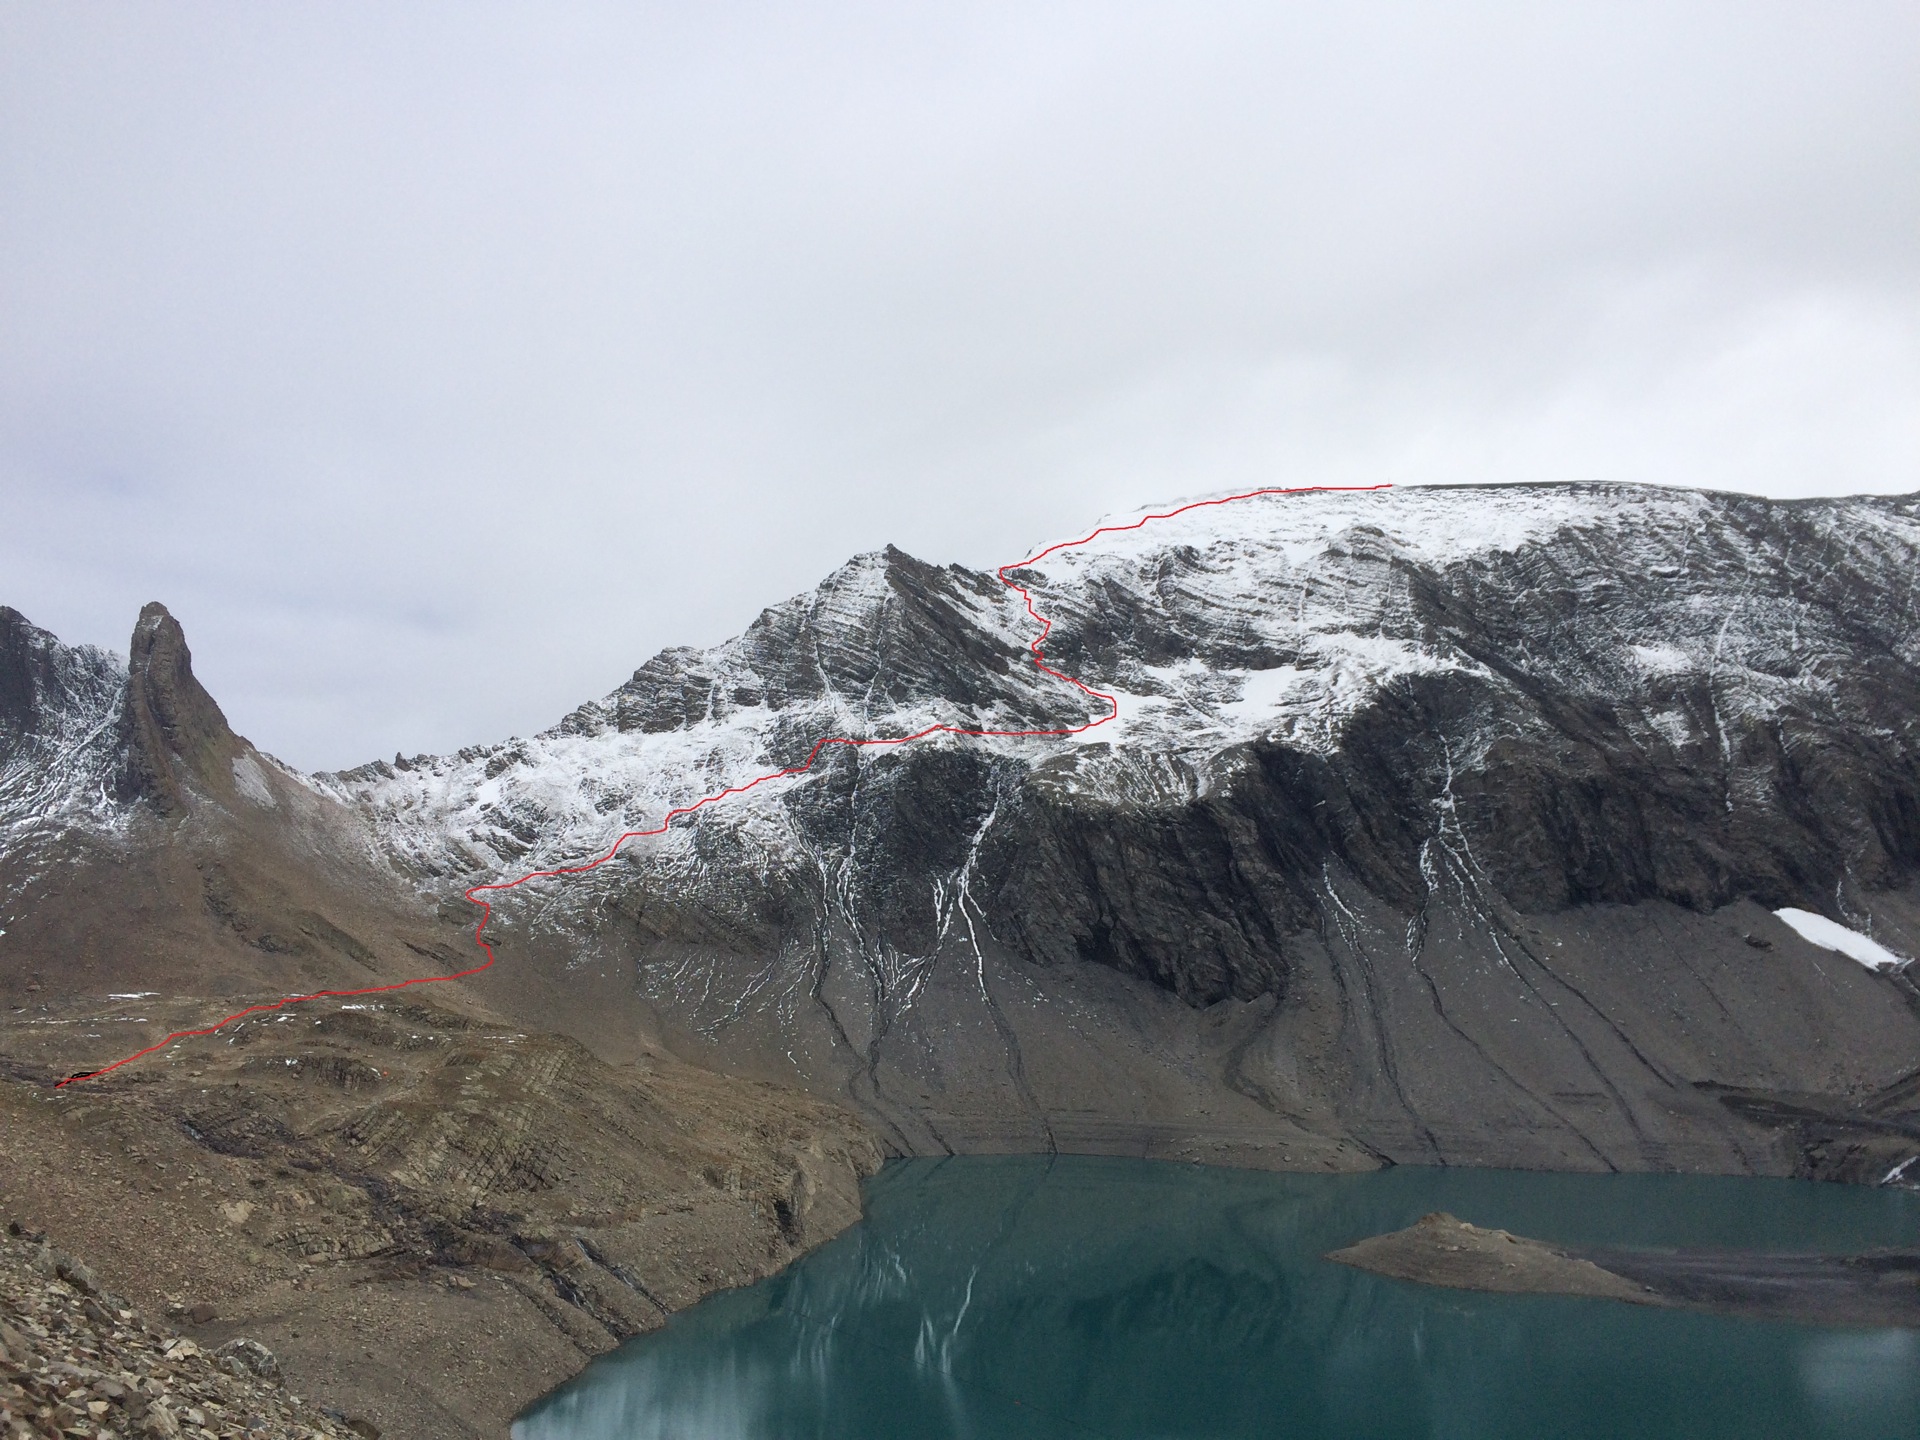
left=3, top=2, right=1915, bottom=771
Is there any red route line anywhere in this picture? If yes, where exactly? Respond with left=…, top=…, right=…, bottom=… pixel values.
left=56, top=482, right=1391, bottom=1088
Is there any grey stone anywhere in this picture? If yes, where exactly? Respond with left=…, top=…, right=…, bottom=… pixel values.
left=214, top=1339, right=280, bottom=1382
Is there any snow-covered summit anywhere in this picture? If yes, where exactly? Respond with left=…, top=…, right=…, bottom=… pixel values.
left=323, top=482, right=1920, bottom=904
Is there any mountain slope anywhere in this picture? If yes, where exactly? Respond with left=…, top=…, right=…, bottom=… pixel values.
left=8, top=482, right=1920, bottom=1432
left=0, top=602, right=882, bottom=1438
left=7, top=483, right=1920, bottom=1183
left=314, top=483, right=1920, bottom=1176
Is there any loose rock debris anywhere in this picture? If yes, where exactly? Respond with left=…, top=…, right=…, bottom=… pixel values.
left=1, top=1224, right=365, bottom=1440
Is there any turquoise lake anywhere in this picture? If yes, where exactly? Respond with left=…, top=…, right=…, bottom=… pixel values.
left=512, top=1157, right=1920, bottom=1439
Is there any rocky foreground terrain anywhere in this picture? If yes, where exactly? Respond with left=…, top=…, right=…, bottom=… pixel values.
left=0, top=593, right=881, bottom=1436
left=4, top=481, right=1920, bottom=1432
left=1, top=1219, right=358, bottom=1440
left=0, top=996, right=876, bottom=1438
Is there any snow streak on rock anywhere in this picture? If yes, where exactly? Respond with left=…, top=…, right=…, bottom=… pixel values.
left=0, top=609, right=130, bottom=923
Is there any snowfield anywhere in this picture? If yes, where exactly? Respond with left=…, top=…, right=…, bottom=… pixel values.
left=1774, top=909, right=1910, bottom=972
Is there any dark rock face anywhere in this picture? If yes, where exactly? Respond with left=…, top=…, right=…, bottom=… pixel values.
left=419, top=483, right=1920, bottom=1174
left=0, top=607, right=77, bottom=743
left=0, top=607, right=128, bottom=869
left=1409, top=500, right=1920, bottom=917
left=115, top=602, right=249, bottom=814
left=0, top=601, right=259, bottom=831
left=0, top=606, right=122, bottom=768
left=977, top=494, right=1920, bottom=1005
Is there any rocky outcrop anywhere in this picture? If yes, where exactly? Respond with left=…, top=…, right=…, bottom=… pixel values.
left=1, top=600, right=274, bottom=849
left=114, top=604, right=249, bottom=816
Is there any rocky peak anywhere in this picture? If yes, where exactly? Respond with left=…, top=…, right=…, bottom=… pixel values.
left=546, top=545, right=1079, bottom=745
left=115, top=603, right=248, bottom=815
left=0, top=606, right=69, bottom=745
left=0, top=608, right=128, bottom=852
left=0, top=607, right=119, bottom=752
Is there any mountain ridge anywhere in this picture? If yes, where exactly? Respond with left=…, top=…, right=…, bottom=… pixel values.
left=6, top=481, right=1920, bottom=1178
left=8, top=480, right=1920, bottom=1434
left=303, top=481, right=1920, bottom=1176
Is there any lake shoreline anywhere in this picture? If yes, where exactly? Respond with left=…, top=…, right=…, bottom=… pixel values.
left=514, top=1157, right=1920, bottom=1439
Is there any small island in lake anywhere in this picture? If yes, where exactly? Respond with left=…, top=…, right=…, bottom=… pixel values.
left=1327, top=1212, right=1920, bottom=1328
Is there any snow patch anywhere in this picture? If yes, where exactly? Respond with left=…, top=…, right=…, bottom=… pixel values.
left=1218, top=665, right=1315, bottom=725
left=1773, top=909, right=1908, bottom=971
left=1631, top=643, right=1694, bottom=674
left=1054, top=483, right=1686, bottom=574
left=230, top=754, right=277, bottom=808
